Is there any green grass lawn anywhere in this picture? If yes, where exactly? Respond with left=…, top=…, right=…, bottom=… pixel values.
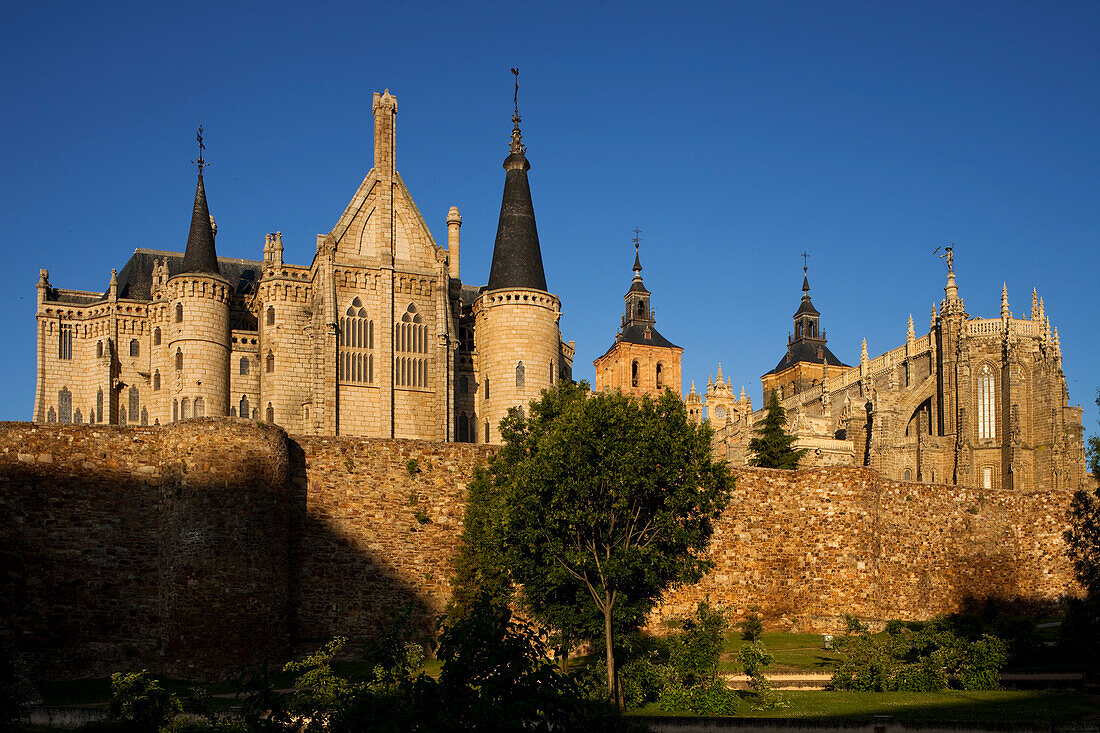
left=720, top=632, right=840, bottom=673
left=633, top=689, right=1096, bottom=721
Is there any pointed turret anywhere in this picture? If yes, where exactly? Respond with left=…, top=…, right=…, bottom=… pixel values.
left=486, top=74, right=547, bottom=292
left=180, top=128, right=220, bottom=276
left=1001, top=282, right=1011, bottom=320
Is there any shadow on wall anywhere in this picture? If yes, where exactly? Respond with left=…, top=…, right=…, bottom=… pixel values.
left=285, top=439, right=436, bottom=656
left=0, top=421, right=461, bottom=682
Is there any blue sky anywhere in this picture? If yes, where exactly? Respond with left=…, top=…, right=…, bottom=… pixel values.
left=3, top=1, right=1098, bottom=435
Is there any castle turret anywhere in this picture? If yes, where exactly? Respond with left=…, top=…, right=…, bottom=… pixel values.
left=166, top=129, right=230, bottom=421
left=474, top=73, right=563, bottom=443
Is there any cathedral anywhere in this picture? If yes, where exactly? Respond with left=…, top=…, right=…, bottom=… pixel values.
left=706, top=254, right=1089, bottom=493
left=33, top=90, right=573, bottom=442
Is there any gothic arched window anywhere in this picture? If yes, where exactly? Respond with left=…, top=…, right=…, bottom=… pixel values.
left=904, top=468, right=912, bottom=481
left=240, top=357, right=250, bottom=375
left=96, top=388, right=103, bottom=423
left=58, top=387, right=72, bottom=423
left=129, top=387, right=139, bottom=422
left=96, top=341, right=104, bottom=358
left=266, top=403, right=275, bottom=423
left=656, top=362, right=664, bottom=389
left=74, top=409, right=82, bottom=424
left=978, top=363, right=996, bottom=439
left=631, top=360, right=639, bottom=388
left=458, top=412, right=469, bottom=442
left=181, top=398, right=190, bottom=420
left=172, top=400, right=178, bottom=422
left=516, top=362, right=525, bottom=388
left=194, top=397, right=204, bottom=418
left=458, top=375, right=469, bottom=394
left=141, top=408, right=148, bottom=425
left=153, top=370, right=160, bottom=391
left=395, top=303, right=427, bottom=388
left=339, top=297, right=375, bottom=384
left=175, top=348, right=183, bottom=371
left=153, top=328, right=161, bottom=346
left=175, top=303, right=183, bottom=322
left=240, top=395, right=250, bottom=419
left=58, top=323, right=72, bottom=360
left=266, top=351, right=275, bottom=373
left=129, top=339, right=140, bottom=357
left=266, top=306, right=275, bottom=326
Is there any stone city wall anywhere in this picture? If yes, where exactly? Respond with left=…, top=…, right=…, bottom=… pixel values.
left=288, top=435, right=492, bottom=650
left=0, top=421, right=1082, bottom=680
left=654, top=466, right=1081, bottom=632
left=0, top=419, right=290, bottom=679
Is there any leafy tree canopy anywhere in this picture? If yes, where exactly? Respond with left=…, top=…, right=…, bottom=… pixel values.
left=1065, top=390, right=1100, bottom=602
left=453, top=383, right=732, bottom=707
left=748, top=391, right=807, bottom=469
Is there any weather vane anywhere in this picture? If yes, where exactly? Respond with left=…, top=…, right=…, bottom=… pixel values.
left=192, top=125, right=207, bottom=175
left=633, top=227, right=642, bottom=252
left=801, top=251, right=809, bottom=273
left=933, top=244, right=954, bottom=273
left=511, top=67, right=520, bottom=118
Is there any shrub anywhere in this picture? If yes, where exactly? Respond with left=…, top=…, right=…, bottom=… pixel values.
left=739, top=607, right=763, bottom=642
left=657, top=679, right=738, bottom=716
left=738, top=640, right=787, bottom=710
left=668, top=601, right=726, bottom=689
left=829, top=615, right=1008, bottom=692
left=104, top=671, right=180, bottom=733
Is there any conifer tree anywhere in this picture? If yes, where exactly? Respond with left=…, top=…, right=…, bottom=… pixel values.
left=747, top=390, right=806, bottom=469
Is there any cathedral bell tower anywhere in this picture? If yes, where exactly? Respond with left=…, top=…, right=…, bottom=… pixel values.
left=593, top=233, right=683, bottom=398
left=761, top=259, right=847, bottom=404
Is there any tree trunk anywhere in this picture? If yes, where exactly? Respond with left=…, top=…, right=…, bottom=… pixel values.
left=604, top=596, right=620, bottom=710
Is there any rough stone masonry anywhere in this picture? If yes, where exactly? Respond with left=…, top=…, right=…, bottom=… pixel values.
left=0, top=419, right=1081, bottom=679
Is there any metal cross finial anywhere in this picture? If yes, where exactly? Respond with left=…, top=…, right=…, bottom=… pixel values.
left=633, top=227, right=642, bottom=251
left=192, top=125, right=207, bottom=175
left=801, top=251, right=809, bottom=273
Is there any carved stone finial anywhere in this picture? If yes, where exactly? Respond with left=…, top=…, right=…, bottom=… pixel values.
left=907, top=314, right=915, bottom=342
left=1001, top=282, right=1010, bottom=320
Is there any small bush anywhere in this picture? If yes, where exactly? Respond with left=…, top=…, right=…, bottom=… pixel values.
left=740, top=607, right=764, bottom=642
left=668, top=601, right=726, bottom=688
left=829, top=615, right=1009, bottom=692
left=102, top=671, right=180, bottom=733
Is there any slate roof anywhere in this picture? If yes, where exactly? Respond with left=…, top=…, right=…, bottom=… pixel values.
left=765, top=340, right=848, bottom=375
left=180, top=173, right=221, bottom=276
left=112, top=249, right=261, bottom=302
left=598, top=323, right=680, bottom=360
left=486, top=149, right=548, bottom=292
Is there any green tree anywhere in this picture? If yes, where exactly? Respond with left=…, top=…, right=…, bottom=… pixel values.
left=459, top=383, right=732, bottom=708
left=748, top=391, right=806, bottom=469
left=1065, top=390, right=1100, bottom=598
left=1063, top=390, right=1100, bottom=655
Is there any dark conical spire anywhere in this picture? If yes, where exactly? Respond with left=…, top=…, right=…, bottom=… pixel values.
left=180, top=127, right=220, bottom=276
left=486, top=69, right=547, bottom=292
